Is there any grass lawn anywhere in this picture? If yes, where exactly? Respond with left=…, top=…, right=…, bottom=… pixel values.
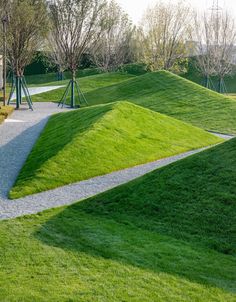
left=1, top=138, right=236, bottom=301
left=25, top=68, right=102, bottom=86
left=228, top=94, right=236, bottom=100
left=83, top=70, right=236, bottom=134
left=9, top=101, right=222, bottom=199
left=29, top=72, right=136, bottom=103
left=0, top=105, right=14, bottom=124
left=183, top=71, right=236, bottom=94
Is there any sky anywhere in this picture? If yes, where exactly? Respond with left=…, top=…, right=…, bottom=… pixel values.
left=116, top=0, right=236, bottom=24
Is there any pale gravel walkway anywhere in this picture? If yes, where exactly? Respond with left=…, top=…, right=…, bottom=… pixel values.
left=11, top=86, right=64, bottom=100
left=0, top=103, right=234, bottom=220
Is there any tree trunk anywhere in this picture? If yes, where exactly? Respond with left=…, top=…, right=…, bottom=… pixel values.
left=71, top=69, right=76, bottom=108
left=204, top=75, right=210, bottom=89
left=218, top=77, right=224, bottom=94
left=15, top=75, right=21, bottom=109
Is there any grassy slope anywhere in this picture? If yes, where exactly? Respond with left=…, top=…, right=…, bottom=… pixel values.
left=81, top=137, right=236, bottom=255
left=182, top=69, right=236, bottom=94
left=30, top=72, right=136, bottom=103
left=1, top=139, right=236, bottom=301
left=10, top=101, right=222, bottom=199
left=25, top=68, right=102, bottom=86
left=84, top=70, right=236, bottom=134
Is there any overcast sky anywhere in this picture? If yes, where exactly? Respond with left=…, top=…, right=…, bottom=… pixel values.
left=116, top=0, right=236, bottom=24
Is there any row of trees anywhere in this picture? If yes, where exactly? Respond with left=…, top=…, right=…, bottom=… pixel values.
left=0, top=0, right=236, bottom=108
left=194, top=11, right=236, bottom=92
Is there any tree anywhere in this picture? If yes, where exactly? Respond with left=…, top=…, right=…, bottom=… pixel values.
left=193, top=13, right=216, bottom=89
left=90, top=0, right=133, bottom=72
left=211, top=12, right=236, bottom=93
left=48, top=0, right=105, bottom=108
left=139, top=0, right=191, bottom=73
left=193, top=10, right=236, bottom=92
left=3, top=0, right=48, bottom=109
left=45, top=32, right=68, bottom=81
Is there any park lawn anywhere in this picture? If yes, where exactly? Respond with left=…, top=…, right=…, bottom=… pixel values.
left=84, top=70, right=236, bottom=134
left=25, top=68, right=102, bottom=86
left=1, top=138, right=236, bottom=301
left=30, top=72, right=136, bottom=103
left=0, top=105, right=14, bottom=124
left=9, top=101, right=222, bottom=199
left=228, top=94, right=236, bottom=100
left=183, top=71, right=236, bottom=94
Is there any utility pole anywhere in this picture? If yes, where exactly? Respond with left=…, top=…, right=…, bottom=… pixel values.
left=2, top=15, right=8, bottom=107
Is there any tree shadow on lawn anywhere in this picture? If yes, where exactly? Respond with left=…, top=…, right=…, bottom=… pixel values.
left=35, top=201, right=236, bottom=295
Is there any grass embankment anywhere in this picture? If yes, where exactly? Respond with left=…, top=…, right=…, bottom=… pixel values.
left=30, top=72, right=136, bottom=103
left=84, top=70, right=236, bottom=134
left=0, top=105, right=13, bottom=124
left=183, top=70, right=236, bottom=94
left=1, top=138, right=236, bottom=301
left=9, top=101, right=222, bottom=198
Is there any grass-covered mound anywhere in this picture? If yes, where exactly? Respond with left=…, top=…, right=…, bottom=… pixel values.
left=81, top=137, right=236, bottom=255
left=1, top=139, right=235, bottom=301
left=0, top=105, right=13, bottom=124
left=30, top=72, right=136, bottom=103
left=10, top=101, right=222, bottom=198
left=85, top=70, right=236, bottom=134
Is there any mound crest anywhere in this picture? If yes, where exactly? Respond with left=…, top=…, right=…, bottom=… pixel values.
left=85, top=70, right=236, bottom=134
left=10, top=101, right=222, bottom=198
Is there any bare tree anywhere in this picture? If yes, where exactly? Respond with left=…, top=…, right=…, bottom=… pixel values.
left=91, top=0, right=133, bottom=72
left=193, top=13, right=216, bottom=89
left=193, top=10, right=236, bottom=92
left=45, top=33, right=68, bottom=81
left=211, top=12, right=236, bottom=93
left=2, top=0, right=48, bottom=109
left=48, top=0, right=105, bottom=108
left=139, top=0, right=192, bottom=73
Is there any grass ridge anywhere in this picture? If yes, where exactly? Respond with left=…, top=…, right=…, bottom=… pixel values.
left=9, top=101, right=222, bottom=198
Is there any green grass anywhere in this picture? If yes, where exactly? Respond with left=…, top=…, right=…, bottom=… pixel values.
left=0, top=105, right=14, bottom=124
left=9, top=101, right=222, bottom=199
left=29, top=72, right=136, bottom=103
left=83, top=70, right=236, bottom=134
left=1, top=138, right=236, bottom=301
left=183, top=70, right=236, bottom=94
left=25, top=68, right=102, bottom=86
left=229, top=94, right=236, bottom=100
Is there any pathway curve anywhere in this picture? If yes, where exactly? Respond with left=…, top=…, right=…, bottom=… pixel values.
left=11, top=86, right=64, bottom=100
left=0, top=103, right=234, bottom=220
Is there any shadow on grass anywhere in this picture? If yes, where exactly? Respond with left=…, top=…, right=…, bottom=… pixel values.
left=11, top=105, right=112, bottom=187
left=35, top=139, right=236, bottom=293
left=35, top=200, right=236, bottom=295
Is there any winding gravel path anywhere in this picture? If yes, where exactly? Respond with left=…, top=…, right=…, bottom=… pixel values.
left=11, top=85, right=64, bottom=100
left=0, top=102, right=234, bottom=220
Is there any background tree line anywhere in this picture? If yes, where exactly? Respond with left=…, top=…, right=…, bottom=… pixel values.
left=0, top=0, right=236, bottom=102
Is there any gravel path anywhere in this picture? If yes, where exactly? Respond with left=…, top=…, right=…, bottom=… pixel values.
left=11, top=86, right=64, bottom=100
left=0, top=103, right=234, bottom=220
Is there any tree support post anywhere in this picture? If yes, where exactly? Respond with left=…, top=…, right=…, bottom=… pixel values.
left=58, top=79, right=88, bottom=108
left=8, top=75, right=33, bottom=110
